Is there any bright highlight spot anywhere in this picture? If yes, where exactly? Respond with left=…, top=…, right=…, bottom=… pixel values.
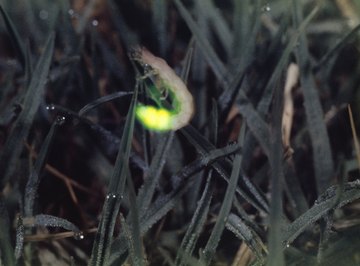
left=135, top=105, right=173, bottom=131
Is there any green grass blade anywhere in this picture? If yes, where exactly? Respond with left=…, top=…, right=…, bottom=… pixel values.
left=24, top=214, right=81, bottom=235
left=125, top=169, right=144, bottom=266
left=0, top=33, right=55, bottom=191
left=175, top=172, right=213, bottom=266
left=173, top=0, right=228, bottom=88
left=314, top=23, right=360, bottom=72
left=266, top=86, right=285, bottom=266
left=292, top=1, right=334, bottom=194
left=78, top=91, right=133, bottom=116
left=0, top=200, right=15, bottom=266
left=152, top=0, right=167, bottom=56
left=0, top=5, right=26, bottom=68
left=226, top=213, right=265, bottom=262
left=200, top=139, right=243, bottom=265
left=181, top=126, right=269, bottom=213
left=89, top=80, right=138, bottom=266
left=24, top=118, right=62, bottom=217
left=137, top=132, right=174, bottom=213
left=282, top=181, right=360, bottom=247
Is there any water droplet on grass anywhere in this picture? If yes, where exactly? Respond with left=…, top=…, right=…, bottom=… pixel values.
left=261, top=3, right=271, bottom=12
left=74, top=231, right=84, bottom=240
left=46, top=104, right=55, bottom=111
left=56, top=116, right=66, bottom=125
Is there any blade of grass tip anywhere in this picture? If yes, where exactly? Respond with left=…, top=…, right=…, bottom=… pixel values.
left=24, top=117, right=63, bottom=217
left=200, top=132, right=244, bottom=265
left=23, top=214, right=81, bottom=236
left=282, top=180, right=360, bottom=248
left=0, top=33, right=55, bottom=191
left=175, top=172, right=213, bottom=266
left=0, top=200, right=15, bottom=266
left=226, top=213, right=266, bottom=262
left=173, top=0, right=228, bottom=89
left=292, top=0, right=334, bottom=195
left=0, top=5, right=26, bottom=69
left=266, top=84, right=285, bottom=266
left=152, top=0, right=167, bottom=56
left=314, top=24, right=360, bottom=72
left=108, top=144, right=241, bottom=265
left=89, top=82, right=138, bottom=266
left=348, top=104, right=360, bottom=170
left=78, top=91, right=133, bottom=116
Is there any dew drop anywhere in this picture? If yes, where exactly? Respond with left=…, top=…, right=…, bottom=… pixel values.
left=261, top=3, right=271, bottom=12
left=74, top=231, right=84, bottom=240
left=92, top=19, right=99, bottom=27
left=39, top=10, right=49, bottom=20
left=46, top=104, right=56, bottom=111
left=56, top=116, right=66, bottom=125
left=68, top=9, right=74, bottom=16
left=286, top=243, right=290, bottom=248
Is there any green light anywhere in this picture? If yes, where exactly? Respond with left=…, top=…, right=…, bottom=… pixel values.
left=135, top=104, right=173, bottom=131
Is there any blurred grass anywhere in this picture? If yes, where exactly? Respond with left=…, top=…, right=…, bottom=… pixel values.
left=0, top=0, right=360, bottom=265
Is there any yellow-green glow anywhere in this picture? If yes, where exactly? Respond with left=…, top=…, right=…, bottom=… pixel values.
left=135, top=105, right=173, bottom=131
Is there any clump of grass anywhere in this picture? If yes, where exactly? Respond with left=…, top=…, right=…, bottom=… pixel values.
left=0, top=0, right=360, bottom=265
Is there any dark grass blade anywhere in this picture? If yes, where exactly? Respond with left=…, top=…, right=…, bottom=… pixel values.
left=173, top=0, right=228, bottom=89
left=175, top=172, right=213, bottom=266
left=24, top=117, right=63, bottom=217
left=200, top=134, right=243, bottom=265
left=125, top=169, right=144, bottom=266
left=292, top=1, right=334, bottom=194
left=0, top=33, right=55, bottom=191
left=23, top=214, right=81, bottom=234
left=314, top=23, right=360, bottom=72
left=181, top=125, right=269, bottom=213
left=78, top=91, right=133, bottom=116
left=152, top=0, right=167, bottom=56
left=282, top=180, right=360, bottom=247
left=226, top=213, right=266, bottom=262
left=266, top=84, right=285, bottom=266
left=0, top=200, right=15, bottom=266
left=136, top=132, right=174, bottom=214
left=0, top=5, right=26, bottom=68
left=108, top=144, right=240, bottom=265
left=89, top=81, right=138, bottom=266
left=205, top=0, right=232, bottom=56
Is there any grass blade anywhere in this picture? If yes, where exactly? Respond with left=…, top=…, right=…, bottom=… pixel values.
left=292, top=1, right=334, bottom=194
left=0, top=5, right=26, bottom=68
left=282, top=180, right=360, bottom=247
left=175, top=172, right=212, bottom=266
left=266, top=85, right=285, bottom=266
left=173, top=0, right=228, bottom=88
left=0, top=199, right=15, bottom=266
left=200, top=134, right=243, bottom=265
left=0, top=33, right=55, bottom=191
left=89, top=79, right=138, bottom=266
left=24, top=118, right=62, bottom=217
left=78, top=91, right=133, bottom=116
